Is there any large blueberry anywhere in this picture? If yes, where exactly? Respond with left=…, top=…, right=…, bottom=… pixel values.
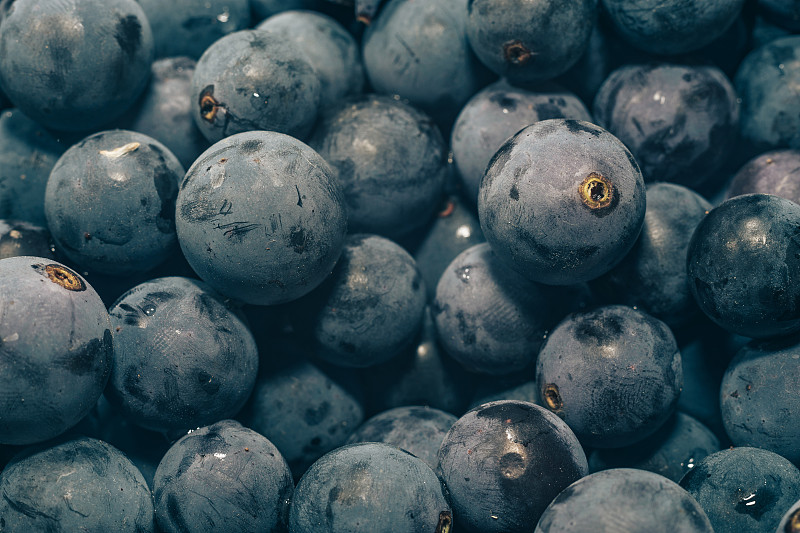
left=290, top=442, right=451, bottom=533
left=0, top=257, right=112, bottom=446
left=735, top=36, right=800, bottom=153
left=536, top=468, right=714, bottom=532
left=310, top=95, right=446, bottom=238
left=727, top=149, right=800, bottom=204
left=593, top=64, right=739, bottom=187
left=105, top=277, right=258, bottom=434
left=190, top=30, right=321, bottom=143
left=466, top=0, right=597, bottom=83
left=438, top=400, right=588, bottom=532
left=0, top=437, right=155, bottom=532
left=451, top=80, right=591, bottom=203
left=45, top=130, right=184, bottom=276
left=478, top=119, right=646, bottom=285
left=687, top=194, right=800, bottom=338
left=256, top=10, right=364, bottom=111
left=601, top=0, right=745, bottom=55
left=0, top=109, right=64, bottom=226
left=137, top=0, right=250, bottom=59
left=536, top=305, right=682, bottom=448
left=680, top=447, right=800, bottom=533
left=0, top=0, right=154, bottom=131
left=153, top=420, right=293, bottom=533
left=291, top=234, right=427, bottom=368
left=176, top=131, right=347, bottom=305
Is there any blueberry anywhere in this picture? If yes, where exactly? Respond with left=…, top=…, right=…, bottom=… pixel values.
left=751, top=12, right=794, bottom=50
left=290, top=234, right=427, bottom=368
left=536, top=305, right=682, bottom=448
left=362, top=0, right=489, bottom=129
left=438, top=400, right=587, bottom=532
left=593, top=64, right=740, bottom=187
left=735, top=36, right=800, bottom=153
left=536, top=468, right=714, bottom=532
left=256, top=10, right=365, bottom=111
left=601, top=0, right=745, bottom=55
left=137, top=0, right=250, bottom=59
left=432, top=242, right=564, bottom=375
left=0, top=109, right=64, bottom=226
left=153, top=420, right=293, bottom=533
left=191, top=30, right=321, bottom=143
left=310, top=95, right=446, bottom=238
left=687, top=193, right=800, bottom=338
left=726, top=149, right=800, bottom=204
left=0, top=220, right=55, bottom=260
left=0, top=437, right=155, bottom=532
left=465, top=0, right=598, bottom=83
left=346, top=406, right=457, bottom=471
left=126, top=57, right=210, bottom=170
left=721, top=335, right=800, bottom=464
left=588, top=412, right=720, bottom=483
left=478, top=118, right=646, bottom=285
left=0, top=256, right=112, bottom=446
left=175, top=131, right=347, bottom=305
left=290, top=442, right=452, bottom=533
left=469, top=378, right=540, bottom=410
left=413, top=196, right=485, bottom=302
left=105, top=276, right=258, bottom=434
left=251, top=0, right=322, bottom=20
left=680, top=447, right=800, bottom=533
left=240, top=360, right=365, bottom=479
left=0, top=0, right=154, bottom=131
left=355, top=0, right=384, bottom=24
left=44, top=130, right=184, bottom=276
left=591, top=183, right=712, bottom=328
left=451, top=80, right=591, bottom=203
left=358, top=306, right=476, bottom=416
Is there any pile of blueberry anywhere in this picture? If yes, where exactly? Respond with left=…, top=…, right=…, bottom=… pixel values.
left=3, top=0, right=800, bottom=531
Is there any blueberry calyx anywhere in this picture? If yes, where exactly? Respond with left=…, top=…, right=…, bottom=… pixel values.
left=580, top=172, right=613, bottom=209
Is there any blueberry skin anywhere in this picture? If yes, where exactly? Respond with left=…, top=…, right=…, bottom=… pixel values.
left=591, top=183, right=712, bottom=328
left=251, top=0, right=321, bottom=20
left=601, top=0, right=745, bottom=55
left=153, top=420, right=293, bottom=533
left=0, top=437, right=155, bottom=532
left=589, top=412, right=720, bottom=483
left=137, top=0, right=250, bottom=59
left=190, top=30, right=321, bottom=143
left=105, top=276, right=258, bottom=434
left=727, top=150, right=800, bottom=204
left=0, top=109, right=64, bottom=226
left=0, top=220, right=54, bottom=260
left=176, top=131, right=347, bottom=306
left=240, top=361, right=365, bottom=479
left=720, top=336, right=800, bottom=464
left=127, top=57, right=210, bottom=170
left=433, top=243, right=563, bottom=375
left=466, top=0, right=598, bottom=84
left=359, top=306, right=476, bottom=416
left=309, top=95, right=446, bottom=238
left=292, top=234, right=427, bottom=368
left=735, top=37, right=800, bottom=153
left=760, top=0, right=800, bottom=31
left=478, top=119, right=646, bottom=285
left=470, top=379, right=540, bottom=410
left=451, top=80, right=591, bottom=204
left=438, top=400, right=588, bottom=532
left=362, top=0, right=488, bottom=128
left=290, top=442, right=451, bottom=533
left=413, top=196, right=485, bottom=302
left=0, top=257, right=112, bottom=446
left=0, top=0, right=154, bottom=132
left=535, top=468, right=714, bottom=532
left=346, top=406, right=457, bottom=471
left=687, top=194, right=800, bottom=339
left=536, top=305, right=682, bottom=448
left=45, top=130, right=184, bottom=276
left=593, top=64, right=739, bottom=187
left=680, top=447, right=800, bottom=533
left=256, top=10, right=364, bottom=111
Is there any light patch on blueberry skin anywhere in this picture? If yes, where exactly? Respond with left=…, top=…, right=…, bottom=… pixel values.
left=100, top=142, right=140, bottom=158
